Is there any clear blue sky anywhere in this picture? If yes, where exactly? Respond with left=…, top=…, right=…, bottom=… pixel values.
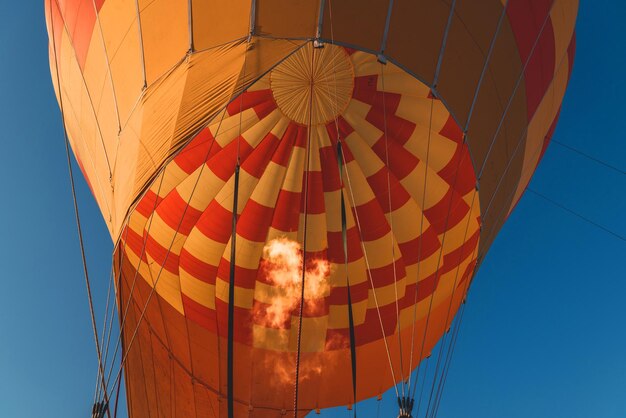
left=0, top=2, right=624, bottom=417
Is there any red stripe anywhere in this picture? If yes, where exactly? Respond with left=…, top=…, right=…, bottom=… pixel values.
left=271, top=123, right=298, bottom=166
left=327, top=227, right=364, bottom=264
left=216, top=258, right=259, bottom=290
left=352, top=199, right=391, bottom=241
left=327, top=280, right=369, bottom=305
left=318, top=145, right=342, bottom=192
left=441, top=229, right=480, bottom=275
left=195, top=201, right=234, bottom=244
left=423, top=188, right=469, bottom=234
left=366, top=104, right=415, bottom=144
left=215, top=299, right=253, bottom=344
left=174, top=128, right=221, bottom=174
left=145, top=234, right=180, bottom=274
left=271, top=190, right=301, bottom=232
left=179, top=248, right=219, bottom=285
left=366, top=167, right=411, bottom=212
left=122, top=226, right=147, bottom=261
left=397, top=228, right=441, bottom=265
left=241, top=132, right=280, bottom=178
left=135, top=190, right=160, bottom=218
left=210, top=138, right=254, bottom=181
left=226, top=89, right=274, bottom=116
left=302, top=171, right=325, bottom=214
left=439, top=115, right=464, bottom=143
left=368, top=261, right=407, bottom=288
left=437, top=145, right=476, bottom=196
left=353, top=75, right=379, bottom=104
left=236, top=199, right=275, bottom=242
left=182, top=294, right=218, bottom=333
left=155, top=189, right=203, bottom=236
left=507, top=0, right=556, bottom=119
left=370, top=137, right=420, bottom=180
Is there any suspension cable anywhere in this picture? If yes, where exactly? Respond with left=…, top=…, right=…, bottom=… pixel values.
left=293, top=40, right=317, bottom=418
left=49, top=2, right=111, bottom=415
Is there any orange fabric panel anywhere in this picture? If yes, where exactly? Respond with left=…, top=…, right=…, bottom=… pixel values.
left=191, top=0, right=250, bottom=51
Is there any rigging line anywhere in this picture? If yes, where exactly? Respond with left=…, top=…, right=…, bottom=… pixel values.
left=426, top=229, right=478, bottom=417
left=551, top=139, right=626, bottom=175
left=63, top=66, right=113, bottom=418
left=90, top=0, right=122, bottom=133
left=133, top=0, right=147, bottom=88
left=463, top=0, right=509, bottom=132
left=414, top=354, right=430, bottom=418
left=112, top=369, right=123, bottom=418
left=100, top=229, right=131, bottom=392
left=379, top=61, right=406, bottom=397
left=423, top=190, right=478, bottom=417
left=412, top=133, right=475, bottom=409
left=477, top=0, right=557, bottom=179
left=431, top=274, right=473, bottom=418
left=431, top=250, right=475, bottom=418
left=187, top=0, right=194, bottom=52
left=341, top=142, right=400, bottom=398
left=430, top=299, right=467, bottom=418
left=106, top=106, right=230, bottom=394
left=99, top=227, right=130, bottom=395
left=433, top=0, right=457, bottom=88
left=327, top=3, right=358, bottom=415
left=52, top=0, right=114, bottom=179
left=94, top=266, right=116, bottom=404
left=480, top=38, right=573, bottom=223
left=479, top=53, right=584, bottom=256
left=293, top=41, right=316, bottom=418
left=406, top=95, right=435, bottom=396
left=102, top=171, right=167, bottom=388
left=229, top=26, right=253, bottom=418
left=338, top=141, right=359, bottom=417
left=227, top=163, right=240, bottom=418
left=527, top=188, right=626, bottom=242
left=49, top=4, right=111, bottom=416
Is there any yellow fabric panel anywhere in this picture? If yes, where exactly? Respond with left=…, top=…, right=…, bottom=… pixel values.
left=399, top=162, right=448, bottom=210
left=281, top=147, right=306, bottom=193
left=343, top=132, right=385, bottom=177
left=385, top=200, right=428, bottom=245
left=299, top=316, right=330, bottom=353
left=215, top=277, right=255, bottom=308
left=551, top=0, right=579, bottom=64
left=327, top=299, right=369, bottom=329
left=57, top=25, right=115, bottom=230
left=323, top=188, right=357, bottom=234
left=138, top=0, right=189, bottom=84
left=377, top=70, right=431, bottom=98
left=191, top=0, right=250, bottom=51
left=213, top=108, right=259, bottom=148
left=361, top=231, right=402, bottom=270
left=396, top=97, right=449, bottom=135
left=252, top=325, right=289, bottom=351
left=98, top=0, right=144, bottom=124
left=180, top=272, right=216, bottom=310
left=298, top=213, right=328, bottom=253
left=241, top=109, right=283, bottom=148
left=508, top=52, right=571, bottom=215
left=248, top=162, right=287, bottom=208
left=369, top=276, right=407, bottom=309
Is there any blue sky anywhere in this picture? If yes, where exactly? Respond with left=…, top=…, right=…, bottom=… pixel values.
left=0, top=2, right=624, bottom=417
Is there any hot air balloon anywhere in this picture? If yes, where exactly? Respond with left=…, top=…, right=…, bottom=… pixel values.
left=45, top=1, right=577, bottom=417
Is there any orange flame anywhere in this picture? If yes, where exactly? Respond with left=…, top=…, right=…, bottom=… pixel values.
left=255, top=237, right=331, bottom=330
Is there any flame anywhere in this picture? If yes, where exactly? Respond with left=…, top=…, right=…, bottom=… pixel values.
left=255, top=237, right=331, bottom=330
